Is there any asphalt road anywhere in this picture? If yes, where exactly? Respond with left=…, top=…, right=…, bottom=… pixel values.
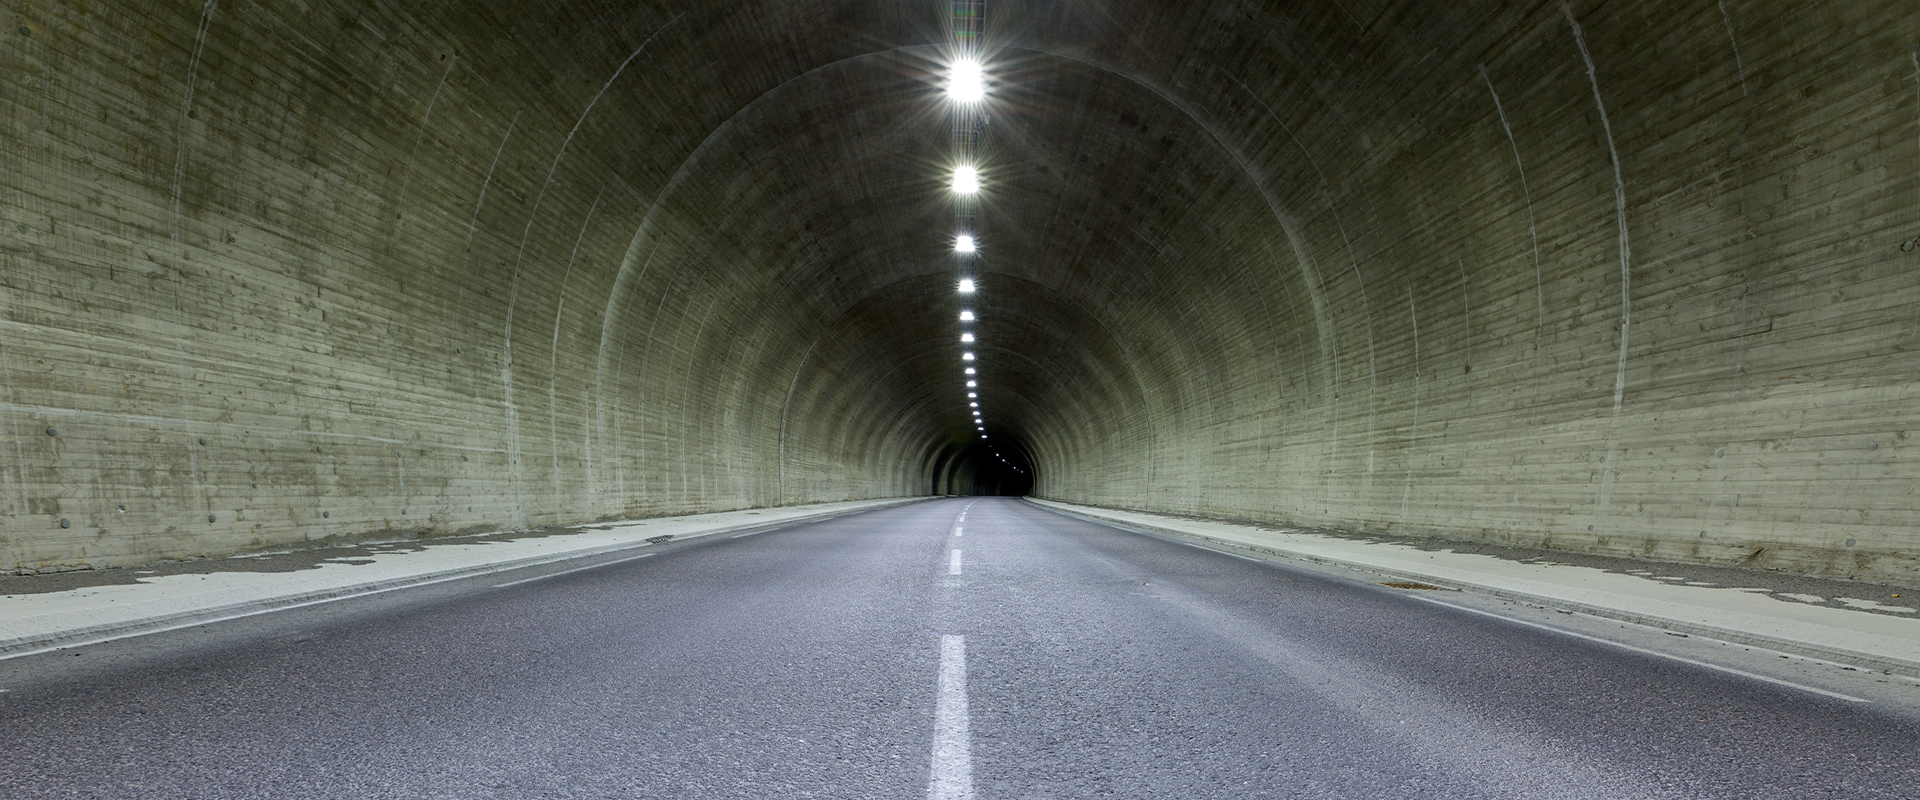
left=2, top=498, right=1917, bottom=799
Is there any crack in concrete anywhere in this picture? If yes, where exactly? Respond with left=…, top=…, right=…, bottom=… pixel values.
left=1565, top=3, right=1634, bottom=530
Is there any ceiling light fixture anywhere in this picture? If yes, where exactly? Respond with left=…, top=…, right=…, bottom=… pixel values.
left=953, top=165, right=979, bottom=194
left=949, top=58, right=985, bottom=103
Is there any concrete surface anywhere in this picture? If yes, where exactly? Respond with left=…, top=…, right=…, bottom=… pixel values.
left=1031, top=497, right=1920, bottom=679
left=0, top=497, right=920, bottom=658
left=5, top=1, right=1920, bottom=587
left=1, top=498, right=1915, bottom=799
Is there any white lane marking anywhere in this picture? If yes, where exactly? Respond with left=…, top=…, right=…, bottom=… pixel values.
left=494, top=553, right=655, bottom=588
left=953, top=527, right=964, bottom=537
left=1411, top=596, right=1869, bottom=703
left=928, top=635, right=975, bottom=800
left=948, top=550, right=963, bottom=576
left=730, top=530, right=766, bottom=538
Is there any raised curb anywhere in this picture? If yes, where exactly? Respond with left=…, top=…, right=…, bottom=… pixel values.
left=1027, top=498, right=1920, bottom=679
left=0, top=498, right=924, bottom=659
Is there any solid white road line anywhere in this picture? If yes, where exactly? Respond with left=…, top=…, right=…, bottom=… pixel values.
left=948, top=549, right=963, bottom=576
left=928, top=635, right=975, bottom=800
left=1411, top=595, right=1869, bottom=703
left=493, top=553, right=655, bottom=588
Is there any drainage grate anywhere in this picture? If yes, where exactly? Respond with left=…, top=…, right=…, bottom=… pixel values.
left=645, top=534, right=673, bottom=545
left=1381, top=581, right=1444, bottom=590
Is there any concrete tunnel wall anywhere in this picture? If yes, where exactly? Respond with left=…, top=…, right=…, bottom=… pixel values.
left=2, top=1, right=1919, bottom=583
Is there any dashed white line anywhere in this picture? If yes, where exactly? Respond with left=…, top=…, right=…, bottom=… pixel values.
left=1411, top=595, right=1869, bottom=703
left=928, top=634, right=975, bottom=800
left=493, top=553, right=655, bottom=588
left=953, top=527, right=964, bottom=537
left=948, top=549, right=963, bottom=576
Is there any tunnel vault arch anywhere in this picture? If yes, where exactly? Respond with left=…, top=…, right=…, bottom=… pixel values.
left=2, top=0, right=1918, bottom=583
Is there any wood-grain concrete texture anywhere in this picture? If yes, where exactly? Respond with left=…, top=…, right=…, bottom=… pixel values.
left=2, top=1, right=1917, bottom=583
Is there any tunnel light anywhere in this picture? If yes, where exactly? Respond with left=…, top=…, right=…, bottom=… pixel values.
left=949, top=58, right=986, bottom=103
left=958, top=278, right=975, bottom=293
left=966, top=380, right=976, bottom=387
left=956, top=234, right=976, bottom=254
left=962, top=352, right=975, bottom=361
left=964, top=368, right=975, bottom=375
left=968, top=392, right=977, bottom=398
left=969, top=402, right=978, bottom=408
left=961, top=333, right=975, bottom=343
left=954, top=165, right=979, bottom=194
left=959, top=310, right=975, bottom=321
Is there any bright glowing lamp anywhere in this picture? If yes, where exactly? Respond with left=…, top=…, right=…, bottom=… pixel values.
left=954, top=166, right=979, bottom=194
left=949, top=59, right=985, bottom=103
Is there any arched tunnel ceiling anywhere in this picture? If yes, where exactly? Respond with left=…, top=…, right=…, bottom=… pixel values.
left=4, top=1, right=1919, bottom=583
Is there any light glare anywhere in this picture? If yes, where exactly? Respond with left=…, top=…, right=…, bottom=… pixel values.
left=949, top=59, right=985, bottom=102
left=954, top=165, right=980, bottom=194
left=956, top=234, right=976, bottom=253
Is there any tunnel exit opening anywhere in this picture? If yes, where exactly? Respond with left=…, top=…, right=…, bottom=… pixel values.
left=949, top=439, right=1033, bottom=496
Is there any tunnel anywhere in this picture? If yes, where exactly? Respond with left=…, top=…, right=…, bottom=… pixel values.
left=4, top=0, right=1919, bottom=585
left=7, top=3, right=1920, bottom=797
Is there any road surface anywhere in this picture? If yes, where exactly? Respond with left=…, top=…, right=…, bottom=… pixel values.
left=1, top=498, right=1915, bottom=798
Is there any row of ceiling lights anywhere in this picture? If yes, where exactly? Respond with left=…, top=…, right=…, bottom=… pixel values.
left=945, top=5, right=1020, bottom=475
left=948, top=32, right=987, bottom=440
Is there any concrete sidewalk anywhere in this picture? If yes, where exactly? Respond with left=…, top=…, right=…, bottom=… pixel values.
left=1029, top=498, right=1920, bottom=678
left=0, top=498, right=924, bottom=659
